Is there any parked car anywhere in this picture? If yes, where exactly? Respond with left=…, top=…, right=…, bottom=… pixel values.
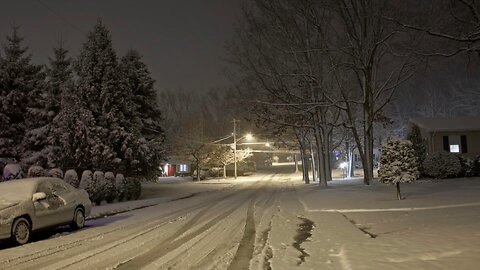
left=0, top=177, right=92, bottom=245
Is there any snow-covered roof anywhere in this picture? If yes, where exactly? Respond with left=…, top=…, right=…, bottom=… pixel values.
left=410, top=117, right=480, bottom=132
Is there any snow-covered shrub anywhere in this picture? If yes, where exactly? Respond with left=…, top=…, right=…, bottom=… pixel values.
left=48, top=168, right=64, bottom=179
left=124, top=177, right=135, bottom=200
left=27, top=165, right=45, bottom=177
left=92, top=171, right=106, bottom=205
left=115, top=173, right=127, bottom=201
left=133, top=178, right=142, bottom=200
left=124, top=177, right=142, bottom=200
left=379, top=138, right=419, bottom=200
left=423, top=152, right=462, bottom=179
left=2, top=164, right=24, bottom=181
left=64, top=169, right=79, bottom=187
left=79, top=170, right=95, bottom=199
left=459, top=157, right=480, bottom=177
left=104, top=172, right=117, bottom=203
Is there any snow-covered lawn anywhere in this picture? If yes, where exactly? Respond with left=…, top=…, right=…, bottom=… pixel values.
left=290, top=176, right=480, bottom=270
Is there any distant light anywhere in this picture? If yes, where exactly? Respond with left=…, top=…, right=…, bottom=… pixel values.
left=339, top=162, right=348, bottom=169
left=245, top=133, right=253, bottom=141
left=265, top=142, right=270, bottom=147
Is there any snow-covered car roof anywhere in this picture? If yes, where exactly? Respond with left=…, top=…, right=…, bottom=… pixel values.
left=0, top=177, right=61, bottom=200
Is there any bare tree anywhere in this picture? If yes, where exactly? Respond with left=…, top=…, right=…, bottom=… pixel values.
left=324, top=0, right=419, bottom=184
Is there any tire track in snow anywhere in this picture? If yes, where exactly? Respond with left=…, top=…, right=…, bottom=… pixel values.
left=3, top=184, right=246, bottom=270
left=115, top=189, right=254, bottom=269
left=227, top=198, right=256, bottom=270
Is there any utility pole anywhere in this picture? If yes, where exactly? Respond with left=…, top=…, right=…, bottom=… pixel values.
left=233, top=118, right=237, bottom=179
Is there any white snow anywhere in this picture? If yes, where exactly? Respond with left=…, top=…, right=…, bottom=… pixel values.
left=0, top=170, right=479, bottom=269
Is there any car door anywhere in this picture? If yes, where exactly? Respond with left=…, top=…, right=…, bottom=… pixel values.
left=33, top=179, right=67, bottom=228
left=51, top=179, right=77, bottom=223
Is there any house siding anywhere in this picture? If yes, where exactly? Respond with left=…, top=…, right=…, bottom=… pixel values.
left=430, top=131, right=480, bottom=158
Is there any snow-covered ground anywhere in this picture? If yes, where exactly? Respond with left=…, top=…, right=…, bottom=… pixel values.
left=0, top=167, right=479, bottom=269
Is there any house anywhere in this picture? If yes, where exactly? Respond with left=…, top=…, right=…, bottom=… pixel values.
left=409, top=117, right=480, bottom=158
left=160, top=156, right=191, bottom=177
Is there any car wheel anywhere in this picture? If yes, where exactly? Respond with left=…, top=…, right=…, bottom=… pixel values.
left=71, top=207, right=85, bottom=230
left=12, top=217, right=31, bottom=245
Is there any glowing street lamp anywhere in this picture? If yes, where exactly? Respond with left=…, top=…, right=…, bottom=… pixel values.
left=233, top=119, right=253, bottom=179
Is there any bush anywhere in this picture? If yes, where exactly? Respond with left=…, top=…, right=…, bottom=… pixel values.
left=379, top=138, right=420, bottom=184
left=133, top=178, right=142, bottom=200
left=2, top=163, right=24, bottom=181
left=115, top=173, right=126, bottom=201
left=92, top=171, right=106, bottom=205
left=27, top=165, right=45, bottom=177
left=79, top=170, right=94, bottom=199
left=104, top=172, right=117, bottom=203
left=125, top=177, right=142, bottom=200
left=459, top=157, right=480, bottom=177
left=64, top=169, right=79, bottom=187
left=379, top=138, right=419, bottom=199
left=48, top=168, right=64, bottom=179
left=423, top=152, right=462, bottom=179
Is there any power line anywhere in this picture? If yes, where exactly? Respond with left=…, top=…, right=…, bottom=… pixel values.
left=36, top=0, right=85, bottom=35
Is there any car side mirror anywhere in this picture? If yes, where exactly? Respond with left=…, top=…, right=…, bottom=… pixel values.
left=32, top=192, right=47, bottom=202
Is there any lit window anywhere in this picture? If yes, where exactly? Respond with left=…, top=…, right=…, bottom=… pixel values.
left=179, top=164, right=187, bottom=172
left=450, top=145, right=460, bottom=153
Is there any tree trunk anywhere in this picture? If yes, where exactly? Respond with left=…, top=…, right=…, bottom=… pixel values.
left=396, top=182, right=402, bottom=200
left=346, top=141, right=354, bottom=178
left=313, top=123, right=328, bottom=186
left=223, top=165, right=226, bottom=178
left=294, top=153, right=299, bottom=173
left=310, top=140, right=317, bottom=183
left=296, top=129, right=310, bottom=184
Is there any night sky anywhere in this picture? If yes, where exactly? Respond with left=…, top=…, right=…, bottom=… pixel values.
left=0, top=0, right=242, bottom=92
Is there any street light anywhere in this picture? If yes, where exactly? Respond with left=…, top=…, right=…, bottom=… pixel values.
left=233, top=119, right=253, bottom=179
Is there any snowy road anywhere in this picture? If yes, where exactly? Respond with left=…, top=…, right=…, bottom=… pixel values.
left=2, top=168, right=480, bottom=270
left=0, top=170, right=306, bottom=270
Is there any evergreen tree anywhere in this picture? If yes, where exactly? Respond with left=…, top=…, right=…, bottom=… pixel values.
left=50, top=83, right=113, bottom=171
left=0, top=27, right=44, bottom=160
left=75, top=19, right=135, bottom=172
left=406, top=124, right=426, bottom=173
left=45, top=41, right=72, bottom=118
left=379, top=138, right=420, bottom=200
left=119, top=49, right=165, bottom=178
left=23, top=42, right=72, bottom=167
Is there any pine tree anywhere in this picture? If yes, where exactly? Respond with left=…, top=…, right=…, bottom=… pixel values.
left=51, top=84, right=114, bottom=171
left=406, top=124, right=426, bottom=173
left=0, top=27, right=44, bottom=160
left=23, top=42, right=72, bottom=168
left=379, top=137, right=420, bottom=200
left=119, top=49, right=165, bottom=178
left=75, top=19, right=134, bottom=171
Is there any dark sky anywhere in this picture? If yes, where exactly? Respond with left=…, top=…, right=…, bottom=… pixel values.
left=0, top=0, right=242, bottom=92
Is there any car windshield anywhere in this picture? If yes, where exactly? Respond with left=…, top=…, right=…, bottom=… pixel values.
left=0, top=180, right=36, bottom=201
